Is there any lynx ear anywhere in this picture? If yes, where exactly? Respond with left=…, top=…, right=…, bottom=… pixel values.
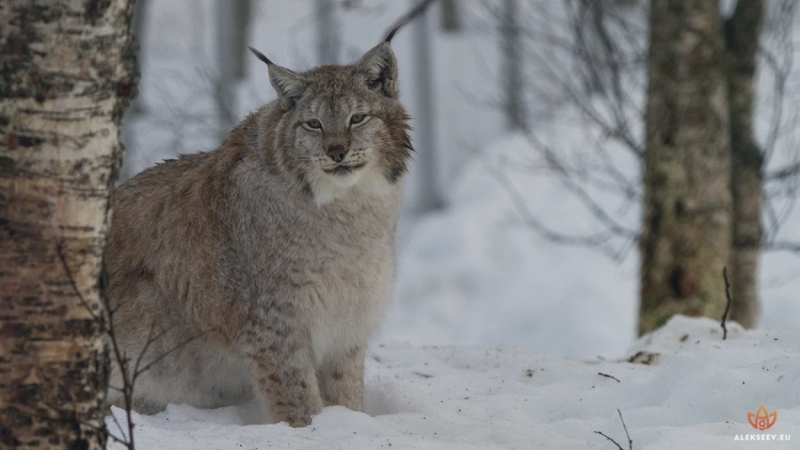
left=248, top=46, right=307, bottom=110
left=268, top=65, right=307, bottom=110
left=356, top=42, right=398, bottom=98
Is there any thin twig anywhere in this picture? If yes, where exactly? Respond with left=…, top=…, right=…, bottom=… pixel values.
left=764, top=240, right=800, bottom=253
left=598, top=372, right=621, bottom=383
left=61, top=235, right=215, bottom=449
left=594, top=431, right=624, bottom=450
left=617, top=409, right=633, bottom=450
left=55, top=242, right=134, bottom=448
left=594, top=409, right=633, bottom=450
left=133, top=330, right=212, bottom=381
left=65, top=416, right=128, bottom=446
left=108, top=409, right=127, bottom=443
left=721, top=267, right=733, bottom=340
left=102, top=279, right=135, bottom=449
left=131, top=324, right=159, bottom=382
left=56, top=241, right=101, bottom=323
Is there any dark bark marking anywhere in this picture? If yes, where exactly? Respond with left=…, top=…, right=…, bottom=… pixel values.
left=17, top=135, right=45, bottom=148
left=0, top=156, right=16, bottom=175
left=668, top=265, right=698, bottom=299
left=84, top=0, right=112, bottom=24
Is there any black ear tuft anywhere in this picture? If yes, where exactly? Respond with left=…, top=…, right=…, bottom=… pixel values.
left=384, top=0, right=436, bottom=43
left=385, top=23, right=403, bottom=43
left=248, top=46, right=308, bottom=111
left=247, top=45, right=274, bottom=66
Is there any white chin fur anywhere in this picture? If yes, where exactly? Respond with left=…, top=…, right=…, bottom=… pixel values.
left=310, top=164, right=394, bottom=206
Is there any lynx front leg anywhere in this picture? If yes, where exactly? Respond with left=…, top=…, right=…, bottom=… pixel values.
left=237, top=314, right=324, bottom=427
left=319, top=345, right=366, bottom=411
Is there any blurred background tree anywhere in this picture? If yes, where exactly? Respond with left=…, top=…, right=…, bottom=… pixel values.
left=641, top=0, right=744, bottom=334
left=483, top=0, right=797, bottom=334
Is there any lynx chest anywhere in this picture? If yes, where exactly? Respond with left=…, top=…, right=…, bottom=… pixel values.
left=243, top=191, right=400, bottom=364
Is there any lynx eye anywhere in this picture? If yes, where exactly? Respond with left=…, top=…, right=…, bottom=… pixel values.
left=303, top=119, right=322, bottom=130
left=350, top=114, right=367, bottom=125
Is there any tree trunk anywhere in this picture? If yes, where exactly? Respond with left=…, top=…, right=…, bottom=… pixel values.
left=129, top=0, right=148, bottom=114
left=412, top=0, right=444, bottom=212
left=440, top=0, right=461, bottom=32
left=216, top=0, right=251, bottom=142
left=0, top=1, right=137, bottom=448
left=501, top=0, right=526, bottom=130
left=639, top=0, right=732, bottom=335
left=316, top=0, right=340, bottom=65
left=724, top=0, right=765, bottom=329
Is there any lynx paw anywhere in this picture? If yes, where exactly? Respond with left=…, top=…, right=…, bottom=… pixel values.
left=285, top=413, right=313, bottom=428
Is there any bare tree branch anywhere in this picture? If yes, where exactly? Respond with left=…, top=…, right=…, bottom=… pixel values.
left=594, top=409, right=633, bottom=450
left=524, top=132, right=639, bottom=241
left=721, top=267, right=733, bottom=340
left=594, top=430, right=625, bottom=450
left=56, top=241, right=101, bottom=323
left=764, top=240, right=800, bottom=253
left=484, top=157, right=619, bottom=250
left=767, top=161, right=800, bottom=181
left=56, top=238, right=213, bottom=449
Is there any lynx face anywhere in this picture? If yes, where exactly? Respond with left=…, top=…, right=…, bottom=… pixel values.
left=255, top=43, right=413, bottom=205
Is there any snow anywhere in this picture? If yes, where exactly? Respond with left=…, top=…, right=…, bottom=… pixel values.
left=107, top=316, right=800, bottom=449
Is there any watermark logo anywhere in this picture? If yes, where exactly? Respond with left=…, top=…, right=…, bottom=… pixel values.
left=734, top=406, right=790, bottom=442
left=748, top=405, right=778, bottom=431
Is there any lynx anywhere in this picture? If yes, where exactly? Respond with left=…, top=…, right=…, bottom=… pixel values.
left=104, top=35, right=412, bottom=427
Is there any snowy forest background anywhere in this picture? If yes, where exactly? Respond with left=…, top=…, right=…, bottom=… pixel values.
left=120, top=0, right=800, bottom=360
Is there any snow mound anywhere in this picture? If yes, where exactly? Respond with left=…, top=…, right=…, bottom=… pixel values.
left=107, top=316, right=800, bottom=449
left=625, top=315, right=746, bottom=364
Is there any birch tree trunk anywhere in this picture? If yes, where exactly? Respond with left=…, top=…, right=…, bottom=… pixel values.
left=639, top=0, right=732, bottom=335
left=725, top=0, right=765, bottom=329
left=0, top=1, right=137, bottom=448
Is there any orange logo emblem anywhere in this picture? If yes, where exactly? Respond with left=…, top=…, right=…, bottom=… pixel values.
left=748, top=405, right=777, bottom=431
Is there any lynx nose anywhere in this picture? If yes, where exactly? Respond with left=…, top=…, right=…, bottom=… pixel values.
left=326, top=144, right=348, bottom=163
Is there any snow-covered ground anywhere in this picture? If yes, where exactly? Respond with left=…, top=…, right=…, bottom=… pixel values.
left=107, top=316, right=800, bottom=449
